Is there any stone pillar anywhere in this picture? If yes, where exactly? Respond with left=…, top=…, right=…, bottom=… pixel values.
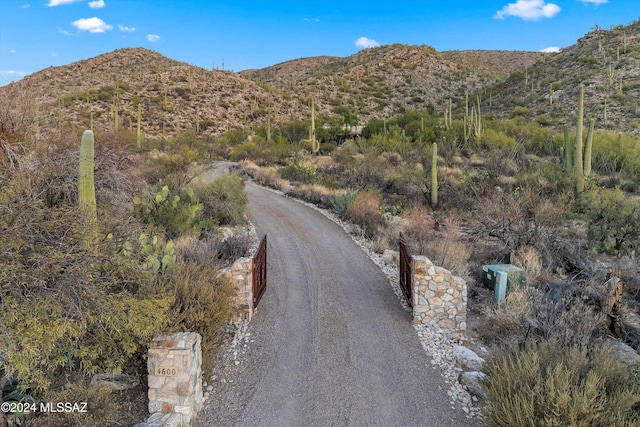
left=412, top=255, right=467, bottom=330
left=147, top=332, right=203, bottom=426
left=216, top=257, right=253, bottom=322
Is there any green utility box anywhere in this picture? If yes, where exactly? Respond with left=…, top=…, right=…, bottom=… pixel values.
left=482, top=264, right=526, bottom=290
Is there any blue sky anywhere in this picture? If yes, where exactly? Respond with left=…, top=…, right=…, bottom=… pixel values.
left=1, top=0, right=638, bottom=85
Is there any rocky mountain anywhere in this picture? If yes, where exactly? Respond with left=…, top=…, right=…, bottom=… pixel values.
left=479, top=19, right=640, bottom=133
left=1, top=18, right=639, bottom=140
left=241, top=44, right=544, bottom=124
left=1, top=48, right=300, bottom=140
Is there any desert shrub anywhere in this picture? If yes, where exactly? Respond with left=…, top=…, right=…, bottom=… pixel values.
left=478, top=128, right=518, bottom=152
left=478, top=286, right=608, bottom=349
left=0, top=204, right=172, bottom=392
left=514, top=162, right=572, bottom=196
left=174, top=235, right=223, bottom=267
left=482, top=340, right=640, bottom=427
left=339, top=153, right=386, bottom=189
left=402, top=205, right=435, bottom=255
left=266, top=138, right=301, bottom=164
left=475, top=185, right=574, bottom=270
left=402, top=207, right=471, bottom=278
left=229, top=140, right=262, bottom=163
left=0, top=138, right=172, bottom=394
left=285, top=184, right=334, bottom=205
left=155, top=152, right=191, bottom=177
left=327, top=190, right=357, bottom=217
left=167, top=262, right=234, bottom=373
left=174, top=233, right=251, bottom=268
left=590, top=131, right=640, bottom=181
left=277, top=162, right=317, bottom=184
left=25, top=379, right=134, bottom=427
left=241, top=165, right=286, bottom=190
left=347, top=191, right=384, bottom=238
left=511, top=245, right=543, bottom=284
left=217, top=234, right=252, bottom=262
left=197, top=174, right=248, bottom=226
left=0, top=81, right=37, bottom=143
left=584, top=187, right=640, bottom=256
left=332, top=143, right=357, bottom=166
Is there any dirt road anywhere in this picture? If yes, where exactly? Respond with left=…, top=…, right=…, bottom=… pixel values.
left=196, top=180, right=480, bottom=427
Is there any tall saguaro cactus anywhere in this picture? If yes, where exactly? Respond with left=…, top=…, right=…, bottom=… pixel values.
left=584, top=118, right=595, bottom=177
left=431, top=142, right=438, bottom=208
left=564, top=124, right=572, bottom=172
left=79, top=130, right=97, bottom=244
left=310, top=98, right=319, bottom=154
left=136, top=103, right=142, bottom=148
left=575, top=85, right=585, bottom=194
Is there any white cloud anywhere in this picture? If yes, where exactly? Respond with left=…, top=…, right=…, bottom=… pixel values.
left=0, top=70, right=26, bottom=76
left=51, top=52, right=58, bottom=57
left=46, top=0, right=82, bottom=6
left=9, top=49, right=16, bottom=54
left=355, top=36, right=380, bottom=49
left=147, top=34, right=160, bottom=42
left=88, top=0, right=105, bottom=8
left=118, top=25, right=135, bottom=32
left=580, top=0, right=608, bottom=4
left=540, top=46, right=561, bottom=53
left=22, top=4, right=30, bottom=8
left=494, top=0, right=561, bottom=20
left=57, top=27, right=74, bottom=36
left=72, top=17, right=113, bottom=33
left=304, top=18, right=320, bottom=22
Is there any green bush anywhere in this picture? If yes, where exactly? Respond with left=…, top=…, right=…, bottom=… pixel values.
left=0, top=202, right=172, bottom=393
left=229, top=140, right=262, bottom=162
left=590, top=131, right=640, bottom=181
left=277, top=162, right=317, bottom=184
left=197, top=174, right=248, bottom=226
left=478, top=128, right=518, bottom=152
left=482, top=340, right=640, bottom=427
left=328, top=190, right=356, bottom=217
left=584, top=187, right=640, bottom=256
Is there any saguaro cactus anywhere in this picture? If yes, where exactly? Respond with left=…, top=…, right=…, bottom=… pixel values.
left=584, top=118, right=594, bottom=176
left=136, top=103, right=142, bottom=148
left=564, top=124, right=572, bottom=172
left=79, top=130, right=97, bottom=243
left=575, top=85, right=585, bottom=194
left=431, top=142, right=438, bottom=208
left=310, top=98, right=318, bottom=154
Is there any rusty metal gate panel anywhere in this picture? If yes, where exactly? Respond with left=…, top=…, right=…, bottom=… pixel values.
left=252, top=234, right=267, bottom=309
left=399, top=233, right=413, bottom=307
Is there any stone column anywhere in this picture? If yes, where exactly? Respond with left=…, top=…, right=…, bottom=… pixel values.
left=147, top=332, right=203, bottom=425
left=216, top=256, right=253, bottom=322
left=412, top=255, right=467, bottom=331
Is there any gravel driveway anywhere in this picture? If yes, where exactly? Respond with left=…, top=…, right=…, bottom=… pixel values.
left=195, top=181, right=481, bottom=427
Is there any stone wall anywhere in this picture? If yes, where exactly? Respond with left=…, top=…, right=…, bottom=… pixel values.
left=144, top=332, right=203, bottom=426
left=412, top=256, right=467, bottom=331
left=216, top=257, right=253, bottom=322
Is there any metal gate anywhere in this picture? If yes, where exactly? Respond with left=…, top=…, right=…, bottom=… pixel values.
left=252, top=234, right=267, bottom=309
left=399, top=233, right=413, bottom=307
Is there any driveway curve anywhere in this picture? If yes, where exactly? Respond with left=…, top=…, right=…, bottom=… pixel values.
left=196, top=181, right=480, bottom=427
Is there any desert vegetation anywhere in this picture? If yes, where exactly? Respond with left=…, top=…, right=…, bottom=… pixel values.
left=1, top=16, right=639, bottom=427
left=0, top=87, right=250, bottom=425
left=229, top=80, right=640, bottom=424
